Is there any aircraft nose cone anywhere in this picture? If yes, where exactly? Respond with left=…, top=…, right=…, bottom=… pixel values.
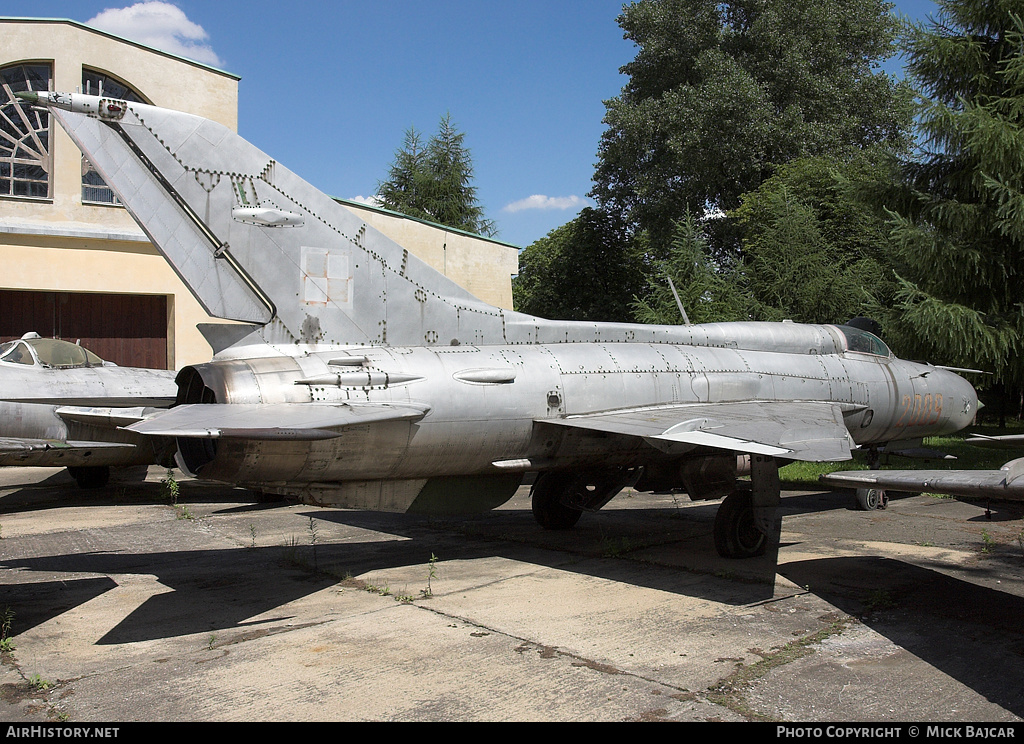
left=943, top=369, right=979, bottom=433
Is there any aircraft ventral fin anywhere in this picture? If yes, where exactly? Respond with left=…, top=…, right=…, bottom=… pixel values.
left=124, top=402, right=431, bottom=440
left=543, top=400, right=853, bottom=462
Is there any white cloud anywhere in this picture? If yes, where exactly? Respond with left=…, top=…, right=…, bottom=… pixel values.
left=348, top=195, right=383, bottom=207
left=87, top=2, right=223, bottom=67
left=502, top=194, right=589, bottom=213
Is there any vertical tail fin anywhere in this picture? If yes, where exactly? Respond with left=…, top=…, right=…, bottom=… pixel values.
left=50, top=97, right=510, bottom=348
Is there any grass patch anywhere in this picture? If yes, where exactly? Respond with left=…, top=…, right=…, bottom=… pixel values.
left=706, top=616, right=852, bottom=721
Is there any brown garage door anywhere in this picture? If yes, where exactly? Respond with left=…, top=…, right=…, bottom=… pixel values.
left=0, top=290, right=168, bottom=369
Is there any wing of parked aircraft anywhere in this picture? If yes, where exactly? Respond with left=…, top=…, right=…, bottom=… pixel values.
left=820, top=458, right=1024, bottom=501
left=542, top=400, right=854, bottom=462
left=965, top=433, right=1024, bottom=449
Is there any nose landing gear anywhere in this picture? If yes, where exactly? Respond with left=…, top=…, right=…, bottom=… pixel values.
left=854, top=487, right=888, bottom=510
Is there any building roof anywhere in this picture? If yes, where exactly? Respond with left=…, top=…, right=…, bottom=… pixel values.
left=1, top=16, right=241, bottom=80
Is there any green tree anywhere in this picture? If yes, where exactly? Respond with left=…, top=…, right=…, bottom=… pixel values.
left=733, top=153, right=900, bottom=324
left=591, top=0, right=913, bottom=249
left=513, top=207, right=648, bottom=322
left=631, top=213, right=750, bottom=325
left=879, top=0, right=1024, bottom=414
left=377, top=114, right=496, bottom=237
left=375, top=127, right=428, bottom=219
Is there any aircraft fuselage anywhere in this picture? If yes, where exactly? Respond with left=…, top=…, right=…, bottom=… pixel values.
left=174, top=337, right=976, bottom=511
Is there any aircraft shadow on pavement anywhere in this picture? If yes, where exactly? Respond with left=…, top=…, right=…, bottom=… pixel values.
left=0, top=477, right=267, bottom=517
left=0, top=500, right=786, bottom=646
left=780, top=556, right=1024, bottom=718
left=0, top=485, right=880, bottom=647
left=0, top=577, right=117, bottom=635
left=11, top=483, right=1010, bottom=653
left=8, top=504, right=1024, bottom=718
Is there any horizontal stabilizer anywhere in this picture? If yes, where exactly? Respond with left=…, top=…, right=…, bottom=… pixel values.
left=543, top=400, right=853, bottom=462
left=125, top=402, right=430, bottom=440
left=0, top=437, right=133, bottom=454
left=0, top=437, right=136, bottom=466
left=881, top=447, right=957, bottom=461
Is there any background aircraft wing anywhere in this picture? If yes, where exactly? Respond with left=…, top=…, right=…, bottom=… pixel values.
left=544, top=400, right=854, bottom=461
left=965, top=433, right=1024, bottom=449
left=125, top=402, right=431, bottom=440
left=820, top=458, right=1024, bottom=500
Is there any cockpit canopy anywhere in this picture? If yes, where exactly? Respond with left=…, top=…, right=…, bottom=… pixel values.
left=0, top=333, right=107, bottom=369
left=836, top=325, right=891, bottom=358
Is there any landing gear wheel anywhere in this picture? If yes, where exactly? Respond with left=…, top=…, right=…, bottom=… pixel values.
left=714, top=490, right=767, bottom=558
left=531, top=471, right=583, bottom=530
left=855, top=487, right=886, bottom=511
left=68, top=465, right=110, bottom=490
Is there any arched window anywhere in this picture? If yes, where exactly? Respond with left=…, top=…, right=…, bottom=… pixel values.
left=0, top=62, right=52, bottom=199
left=80, top=70, right=146, bottom=204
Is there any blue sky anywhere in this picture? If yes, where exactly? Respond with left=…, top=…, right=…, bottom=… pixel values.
left=20, top=1, right=938, bottom=248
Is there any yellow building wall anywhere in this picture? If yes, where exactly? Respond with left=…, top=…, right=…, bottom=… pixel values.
left=341, top=201, right=519, bottom=310
left=2, top=19, right=240, bottom=369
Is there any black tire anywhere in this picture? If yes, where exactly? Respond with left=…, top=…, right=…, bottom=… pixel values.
left=68, top=465, right=110, bottom=489
left=531, top=471, right=584, bottom=530
left=714, top=490, right=767, bottom=558
left=855, top=487, right=885, bottom=511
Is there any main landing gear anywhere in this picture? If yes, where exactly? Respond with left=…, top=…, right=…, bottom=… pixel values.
left=854, top=487, right=887, bottom=511
left=529, top=456, right=782, bottom=559
left=712, top=455, right=781, bottom=559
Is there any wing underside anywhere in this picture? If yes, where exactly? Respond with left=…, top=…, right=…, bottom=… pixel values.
left=543, top=400, right=854, bottom=462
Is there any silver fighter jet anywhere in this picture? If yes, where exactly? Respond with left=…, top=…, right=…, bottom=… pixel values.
left=25, top=90, right=979, bottom=556
left=0, top=332, right=177, bottom=487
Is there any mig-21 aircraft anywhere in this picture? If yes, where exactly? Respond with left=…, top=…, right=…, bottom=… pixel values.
left=22, top=90, right=979, bottom=557
left=0, top=332, right=177, bottom=487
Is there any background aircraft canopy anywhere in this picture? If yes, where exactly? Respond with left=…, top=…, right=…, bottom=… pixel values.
left=0, top=334, right=107, bottom=369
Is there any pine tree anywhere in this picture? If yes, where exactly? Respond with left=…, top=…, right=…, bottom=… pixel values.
left=375, top=127, right=428, bottom=219
left=881, top=0, right=1024, bottom=416
left=631, top=213, right=750, bottom=325
left=376, top=115, right=496, bottom=237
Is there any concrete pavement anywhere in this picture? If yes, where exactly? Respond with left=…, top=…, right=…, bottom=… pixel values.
left=2, top=465, right=1023, bottom=722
